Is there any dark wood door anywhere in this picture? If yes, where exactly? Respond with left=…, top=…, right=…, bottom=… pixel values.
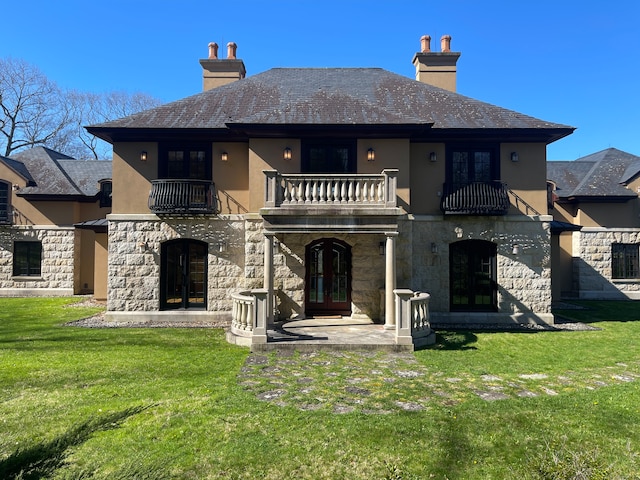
left=305, top=239, right=351, bottom=316
left=161, top=240, right=207, bottom=310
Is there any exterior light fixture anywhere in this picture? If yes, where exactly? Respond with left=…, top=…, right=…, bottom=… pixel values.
left=367, top=148, right=375, bottom=162
left=379, top=241, right=385, bottom=255
left=511, top=152, right=519, bottom=162
left=283, top=147, right=292, bottom=161
left=512, top=243, right=520, bottom=255
left=455, top=226, right=463, bottom=238
left=218, top=241, right=228, bottom=252
left=221, top=152, right=228, bottom=162
left=429, top=151, right=437, bottom=162
left=431, top=242, right=438, bottom=254
left=140, top=151, right=148, bottom=162
left=12, top=184, right=19, bottom=191
left=273, top=239, right=280, bottom=254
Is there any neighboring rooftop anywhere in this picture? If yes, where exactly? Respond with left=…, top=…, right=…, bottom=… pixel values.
left=547, top=148, right=640, bottom=199
left=4, top=146, right=111, bottom=198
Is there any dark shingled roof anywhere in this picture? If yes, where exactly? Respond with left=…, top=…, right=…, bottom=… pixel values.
left=547, top=148, right=640, bottom=199
left=8, top=146, right=111, bottom=197
left=0, top=155, right=36, bottom=185
left=87, top=68, right=573, bottom=141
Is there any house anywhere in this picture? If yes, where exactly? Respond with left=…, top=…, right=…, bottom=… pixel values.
left=86, top=36, right=574, bottom=344
left=0, top=146, right=112, bottom=299
left=548, top=148, right=640, bottom=300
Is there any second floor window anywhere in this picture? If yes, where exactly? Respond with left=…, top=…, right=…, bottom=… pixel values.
left=612, top=243, right=639, bottom=279
left=159, top=144, right=211, bottom=180
left=99, top=181, right=112, bottom=208
left=447, top=145, right=499, bottom=188
left=0, top=181, right=10, bottom=224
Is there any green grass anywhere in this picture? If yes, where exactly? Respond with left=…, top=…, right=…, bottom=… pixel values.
left=0, top=298, right=639, bottom=479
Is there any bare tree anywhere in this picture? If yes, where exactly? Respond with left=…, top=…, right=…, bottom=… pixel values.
left=0, top=58, right=70, bottom=156
left=69, top=90, right=161, bottom=160
left=0, top=57, right=161, bottom=160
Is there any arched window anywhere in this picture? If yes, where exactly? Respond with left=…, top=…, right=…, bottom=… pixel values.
left=450, top=240, right=497, bottom=311
left=99, top=180, right=112, bottom=208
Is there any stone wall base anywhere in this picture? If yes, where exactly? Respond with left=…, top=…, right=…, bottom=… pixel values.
left=0, top=288, right=74, bottom=297
left=431, top=311, right=555, bottom=326
left=105, top=310, right=231, bottom=325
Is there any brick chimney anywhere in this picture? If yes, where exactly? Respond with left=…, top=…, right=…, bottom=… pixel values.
left=199, top=42, right=246, bottom=91
left=412, top=35, right=460, bottom=92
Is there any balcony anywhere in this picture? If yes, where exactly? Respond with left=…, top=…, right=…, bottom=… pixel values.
left=148, top=179, right=216, bottom=215
left=261, top=170, right=402, bottom=233
left=440, top=181, right=510, bottom=215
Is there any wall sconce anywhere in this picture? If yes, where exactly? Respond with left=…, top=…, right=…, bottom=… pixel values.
left=283, top=147, right=292, bottom=161
left=431, top=242, right=438, bottom=254
left=12, top=184, right=19, bottom=191
left=137, top=241, right=148, bottom=251
left=454, top=226, right=463, bottom=238
left=512, top=243, right=520, bottom=255
left=140, top=151, right=148, bottom=162
left=221, top=152, right=228, bottom=162
left=273, top=239, right=280, bottom=254
left=367, top=148, right=375, bottom=162
left=379, top=241, right=385, bottom=255
left=511, top=152, right=519, bottom=162
left=429, top=151, right=437, bottom=162
left=217, top=241, right=227, bottom=252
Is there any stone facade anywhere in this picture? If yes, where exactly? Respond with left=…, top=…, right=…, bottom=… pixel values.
left=106, top=213, right=554, bottom=325
left=572, top=227, right=640, bottom=300
left=0, top=226, right=75, bottom=295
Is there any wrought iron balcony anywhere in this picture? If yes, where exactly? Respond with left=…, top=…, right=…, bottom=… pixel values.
left=440, top=181, right=510, bottom=215
left=148, top=179, right=216, bottom=214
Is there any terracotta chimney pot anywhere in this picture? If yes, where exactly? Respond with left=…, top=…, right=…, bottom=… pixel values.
left=420, top=35, right=431, bottom=53
left=208, top=42, right=218, bottom=59
left=441, top=35, right=451, bottom=53
left=227, top=42, right=237, bottom=59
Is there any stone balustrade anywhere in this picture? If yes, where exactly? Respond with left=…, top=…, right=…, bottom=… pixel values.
left=230, top=289, right=268, bottom=345
left=394, top=289, right=436, bottom=348
left=264, top=170, right=398, bottom=209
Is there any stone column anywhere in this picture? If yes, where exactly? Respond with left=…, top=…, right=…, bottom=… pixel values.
left=384, top=232, right=398, bottom=329
left=264, top=232, right=275, bottom=326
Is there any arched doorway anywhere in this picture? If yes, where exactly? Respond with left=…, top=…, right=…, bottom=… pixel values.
left=305, top=238, right=352, bottom=316
left=449, top=239, right=497, bottom=311
left=160, top=239, right=207, bottom=310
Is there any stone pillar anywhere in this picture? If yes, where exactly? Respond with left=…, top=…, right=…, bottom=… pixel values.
left=384, top=232, right=398, bottom=329
left=264, top=232, right=275, bottom=325
left=251, top=289, right=268, bottom=345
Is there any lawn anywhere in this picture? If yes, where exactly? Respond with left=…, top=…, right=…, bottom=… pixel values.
left=0, top=298, right=638, bottom=479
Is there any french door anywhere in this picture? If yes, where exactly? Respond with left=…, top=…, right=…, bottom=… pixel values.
left=450, top=240, right=497, bottom=311
left=305, top=239, right=352, bottom=316
left=161, top=239, right=207, bottom=310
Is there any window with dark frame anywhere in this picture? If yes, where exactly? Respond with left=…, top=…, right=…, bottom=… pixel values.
left=612, top=243, right=639, bottom=279
left=0, top=181, right=10, bottom=224
left=13, top=241, right=42, bottom=277
left=447, top=144, right=499, bottom=188
left=159, top=144, right=211, bottom=180
left=99, top=181, right=112, bottom=208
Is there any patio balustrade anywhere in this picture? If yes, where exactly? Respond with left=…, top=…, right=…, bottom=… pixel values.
left=394, top=289, right=435, bottom=347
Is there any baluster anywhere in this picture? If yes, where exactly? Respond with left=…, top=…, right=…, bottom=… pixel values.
left=363, top=181, right=370, bottom=203
left=304, top=181, right=311, bottom=203
left=333, top=181, right=340, bottom=203
left=311, top=180, right=318, bottom=203
left=247, top=301, right=254, bottom=331
left=296, top=181, right=304, bottom=203
left=355, top=180, right=361, bottom=203
left=377, top=180, right=383, bottom=203
left=319, top=180, right=326, bottom=204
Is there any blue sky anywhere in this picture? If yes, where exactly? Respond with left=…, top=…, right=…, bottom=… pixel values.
left=3, top=0, right=639, bottom=160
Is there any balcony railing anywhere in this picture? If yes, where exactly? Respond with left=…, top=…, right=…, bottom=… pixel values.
left=148, top=179, right=216, bottom=214
left=440, top=181, right=510, bottom=215
left=263, top=169, right=398, bottom=209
